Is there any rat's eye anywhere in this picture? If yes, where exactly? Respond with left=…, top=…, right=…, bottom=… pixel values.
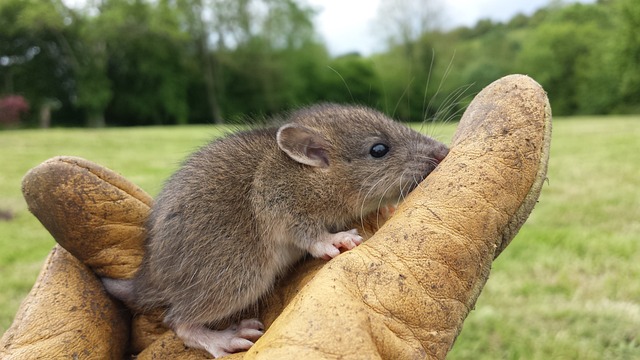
left=370, top=143, right=390, bottom=158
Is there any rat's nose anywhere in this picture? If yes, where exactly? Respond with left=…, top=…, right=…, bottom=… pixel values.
left=433, top=145, right=449, bottom=163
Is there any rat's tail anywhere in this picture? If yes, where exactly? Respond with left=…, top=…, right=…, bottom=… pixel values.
left=102, top=277, right=136, bottom=306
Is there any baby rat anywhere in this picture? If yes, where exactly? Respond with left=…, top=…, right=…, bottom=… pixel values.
left=103, top=103, right=448, bottom=358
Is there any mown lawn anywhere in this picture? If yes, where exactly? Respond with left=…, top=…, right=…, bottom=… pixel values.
left=0, top=116, right=638, bottom=358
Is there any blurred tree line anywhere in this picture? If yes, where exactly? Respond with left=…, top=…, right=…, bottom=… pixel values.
left=0, top=0, right=638, bottom=127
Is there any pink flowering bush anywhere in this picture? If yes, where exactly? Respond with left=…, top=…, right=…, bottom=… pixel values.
left=0, top=95, right=30, bottom=126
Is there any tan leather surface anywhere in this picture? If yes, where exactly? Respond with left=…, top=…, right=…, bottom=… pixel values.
left=0, top=246, right=129, bottom=359
left=0, top=74, right=551, bottom=359
left=20, top=156, right=152, bottom=279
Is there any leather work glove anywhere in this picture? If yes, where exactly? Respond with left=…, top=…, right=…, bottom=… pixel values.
left=1, top=74, right=551, bottom=359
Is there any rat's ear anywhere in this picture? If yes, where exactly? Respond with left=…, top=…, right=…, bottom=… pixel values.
left=277, top=124, right=330, bottom=168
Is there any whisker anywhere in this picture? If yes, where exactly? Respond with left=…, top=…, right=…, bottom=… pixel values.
left=432, top=83, right=475, bottom=123
left=358, top=174, right=388, bottom=230
left=327, top=65, right=355, bottom=103
left=373, top=172, right=407, bottom=229
left=421, top=50, right=457, bottom=134
left=392, top=77, right=415, bottom=120
left=421, top=48, right=436, bottom=123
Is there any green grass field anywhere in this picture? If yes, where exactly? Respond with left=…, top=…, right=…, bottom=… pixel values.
left=1, top=117, right=638, bottom=358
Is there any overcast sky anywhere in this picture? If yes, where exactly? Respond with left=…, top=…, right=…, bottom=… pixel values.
left=62, top=0, right=596, bottom=56
left=307, top=0, right=596, bottom=55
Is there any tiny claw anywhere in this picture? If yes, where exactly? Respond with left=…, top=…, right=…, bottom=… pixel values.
left=308, top=229, right=363, bottom=260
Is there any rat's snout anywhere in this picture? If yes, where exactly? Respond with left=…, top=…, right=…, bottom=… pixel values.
left=433, top=145, right=449, bottom=164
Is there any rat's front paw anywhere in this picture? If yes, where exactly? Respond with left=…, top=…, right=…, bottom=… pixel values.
left=309, top=229, right=364, bottom=260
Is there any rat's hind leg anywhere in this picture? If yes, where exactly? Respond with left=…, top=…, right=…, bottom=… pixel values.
left=173, top=319, right=264, bottom=358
